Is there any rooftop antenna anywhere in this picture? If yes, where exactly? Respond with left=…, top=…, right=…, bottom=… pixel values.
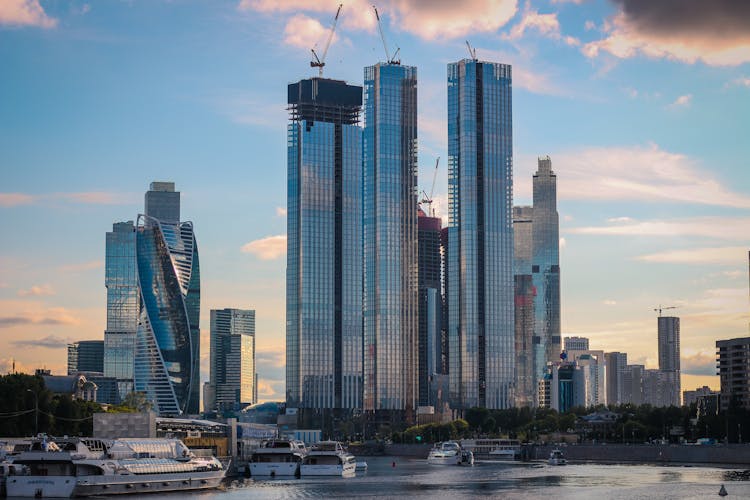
left=310, top=3, right=343, bottom=77
left=419, top=157, right=440, bottom=217
left=374, top=6, right=400, bottom=64
left=653, top=305, right=679, bottom=317
left=465, top=40, right=477, bottom=61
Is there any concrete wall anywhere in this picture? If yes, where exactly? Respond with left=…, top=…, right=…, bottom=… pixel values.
left=528, top=443, right=750, bottom=466
left=93, top=412, right=157, bottom=439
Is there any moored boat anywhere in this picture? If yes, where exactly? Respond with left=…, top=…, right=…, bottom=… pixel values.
left=460, top=438, right=521, bottom=462
left=427, top=441, right=462, bottom=465
left=300, top=441, right=356, bottom=477
left=249, top=439, right=307, bottom=477
left=548, top=449, right=567, bottom=466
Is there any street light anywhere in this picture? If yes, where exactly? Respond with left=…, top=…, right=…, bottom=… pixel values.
left=26, top=389, right=38, bottom=436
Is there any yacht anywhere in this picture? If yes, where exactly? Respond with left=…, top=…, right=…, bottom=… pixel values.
left=427, top=441, right=462, bottom=466
left=548, top=449, right=567, bottom=466
left=461, top=438, right=521, bottom=462
left=300, top=441, right=356, bottom=477
left=249, top=439, right=307, bottom=477
left=5, top=436, right=226, bottom=498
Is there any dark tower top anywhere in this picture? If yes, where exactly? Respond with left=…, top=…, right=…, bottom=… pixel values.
left=288, top=78, right=362, bottom=125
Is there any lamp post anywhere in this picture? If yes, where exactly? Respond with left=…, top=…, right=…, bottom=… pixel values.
left=26, top=389, right=38, bottom=436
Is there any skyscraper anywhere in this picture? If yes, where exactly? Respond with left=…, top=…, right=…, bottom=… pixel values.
left=513, top=206, right=535, bottom=407
left=67, top=340, right=104, bottom=375
left=564, top=337, right=589, bottom=352
left=418, top=208, right=443, bottom=407
left=605, top=351, right=628, bottom=406
left=104, top=221, right=138, bottom=399
left=716, top=337, right=750, bottom=411
left=210, top=308, right=256, bottom=411
left=447, top=57, right=514, bottom=409
left=363, top=62, right=418, bottom=420
left=658, top=315, right=681, bottom=406
left=532, top=156, right=561, bottom=376
left=286, top=78, right=363, bottom=425
left=134, top=182, right=200, bottom=415
left=144, top=181, right=180, bottom=223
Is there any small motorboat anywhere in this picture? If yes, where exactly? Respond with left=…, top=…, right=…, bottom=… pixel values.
left=355, top=461, right=368, bottom=472
left=427, top=441, right=462, bottom=466
left=548, top=449, right=567, bottom=466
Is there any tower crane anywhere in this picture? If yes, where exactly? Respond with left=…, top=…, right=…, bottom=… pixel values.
left=310, top=4, right=343, bottom=77
left=465, top=40, right=477, bottom=61
left=373, top=6, right=400, bottom=64
left=420, top=157, right=440, bottom=217
left=654, top=305, right=679, bottom=317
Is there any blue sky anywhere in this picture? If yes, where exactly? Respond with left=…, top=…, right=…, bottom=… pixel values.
left=2, top=0, right=749, bottom=401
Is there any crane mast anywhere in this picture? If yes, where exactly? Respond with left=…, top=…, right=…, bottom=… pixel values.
left=465, top=40, right=477, bottom=61
left=419, top=157, right=440, bottom=216
left=310, top=4, right=343, bottom=77
left=373, top=5, right=400, bottom=65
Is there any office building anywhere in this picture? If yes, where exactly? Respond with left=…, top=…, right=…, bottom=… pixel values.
left=564, top=337, right=589, bottom=352
left=209, top=308, right=256, bottom=411
left=657, top=316, right=681, bottom=406
left=532, top=156, right=561, bottom=376
left=447, top=56, right=514, bottom=409
left=363, top=62, right=418, bottom=420
left=716, top=337, right=750, bottom=411
left=605, top=352, right=628, bottom=406
left=417, top=208, right=443, bottom=407
left=104, top=221, right=138, bottom=399
left=683, top=386, right=718, bottom=407
left=574, top=352, right=606, bottom=407
left=286, top=78, right=363, bottom=425
left=134, top=182, right=200, bottom=415
left=513, top=206, right=535, bottom=407
left=67, top=340, right=104, bottom=375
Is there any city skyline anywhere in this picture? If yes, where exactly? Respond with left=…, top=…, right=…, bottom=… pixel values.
left=3, top=0, right=750, bottom=402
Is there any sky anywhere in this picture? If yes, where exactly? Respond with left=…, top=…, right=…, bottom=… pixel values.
left=1, top=0, right=749, bottom=403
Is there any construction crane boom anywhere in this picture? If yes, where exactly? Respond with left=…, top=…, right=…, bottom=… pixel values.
left=373, top=5, right=400, bottom=64
left=419, top=157, right=440, bottom=216
left=465, top=40, right=477, bottom=61
left=310, top=4, right=343, bottom=77
left=653, top=305, right=679, bottom=317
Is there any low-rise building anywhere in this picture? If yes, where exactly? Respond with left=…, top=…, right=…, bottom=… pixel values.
left=716, top=337, right=750, bottom=411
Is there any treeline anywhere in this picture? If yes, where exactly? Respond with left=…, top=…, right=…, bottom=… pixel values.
left=0, top=374, right=102, bottom=437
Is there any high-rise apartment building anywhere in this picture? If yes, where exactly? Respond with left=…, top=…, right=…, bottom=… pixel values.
left=417, top=208, right=443, bottom=407
left=564, top=337, right=589, bottom=352
left=716, top=337, right=750, bottom=411
left=447, top=57, right=514, bottom=409
left=623, top=364, right=644, bottom=405
left=658, top=316, right=681, bottom=406
left=286, top=78, right=363, bottom=425
left=363, top=62, right=418, bottom=420
left=513, top=206, right=535, bottom=407
left=605, top=351, right=628, bottom=406
left=67, top=340, right=104, bottom=375
left=532, top=156, right=561, bottom=375
left=134, top=182, right=200, bottom=415
left=104, top=221, right=138, bottom=399
left=209, top=308, right=256, bottom=411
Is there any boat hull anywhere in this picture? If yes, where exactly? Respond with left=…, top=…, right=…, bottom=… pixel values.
left=6, top=476, right=77, bottom=498
left=427, top=454, right=460, bottom=466
left=250, top=462, right=300, bottom=477
left=300, top=462, right=356, bottom=477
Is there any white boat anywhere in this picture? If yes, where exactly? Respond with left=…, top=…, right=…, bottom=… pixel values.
left=461, top=438, right=521, bottom=461
left=427, top=441, right=462, bottom=465
left=355, top=461, right=368, bottom=471
left=249, top=439, right=307, bottom=477
left=5, top=436, right=226, bottom=498
left=548, top=449, right=567, bottom=466
left=300, top=441, right=356, bottom=477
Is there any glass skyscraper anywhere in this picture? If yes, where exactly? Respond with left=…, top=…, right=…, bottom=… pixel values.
left=104, top=221, right=138, bottom=399
left=67, top=340, right=104, bottom=375
left=363, top=62, right=418, bottom=418
left=210, top=308, right=256, bottom=411
left=513, top=206, right=535, bottom=406
left=657, top=316, right=681, bottom=406
left=134, top=183, right=200, bottom=415
left=418, top=209, right=443, bottom=407
left=286, top=78, right=363, bottom=423
left=532, top=156, right=560, bottom=378
left=447, top=58, right=514, bottom=409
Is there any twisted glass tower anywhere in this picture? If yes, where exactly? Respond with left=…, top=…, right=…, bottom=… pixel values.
left=286, top=78, right=363, bottom=423
left=363, top=62, right=418, bottom=418
left=134, top=213, right=200, bottom=415
left=448, top=58, right=514, bottom=409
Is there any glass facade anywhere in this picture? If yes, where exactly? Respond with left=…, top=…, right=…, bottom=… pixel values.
left=145, top=182, right=180, bottom=223
left=532, top=156, right=560, bottom=379
left=447, top=59, right=514, bottom=409
left=363, top=63, right=418, bottom=415
left=286, top=78, right=363, bottom=413
left=104, top=221, right=138, bottom=398
left=418, top=211, right=443, bottom=406
left=134, top=213, right=200, bottom=415
left=67, top=340, right=104, bottom=375
left=210, top=308, right=256, bottom=411
left=513, top=206, right=534, bottom=406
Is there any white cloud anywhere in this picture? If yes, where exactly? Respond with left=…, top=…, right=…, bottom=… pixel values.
left=505, top=6, right=579, bottom=46
left=725, top=76, right=750, bottom=88
left=283, top=13, right=339, bottom=50
left=0, top=193, right=35, bottom=207
left=636, top=246, right=748, bottom=265
left=669, top=94, right=692, bottom=108
left=241, top=235, right=287, bottom=260
left=569, top=216, right=750, bottom=240
left=519, top=144, right=750, bottom=208
left=0, top=0, right=57, bottom=28
left=559, top=237, right=567, bottom=249
left=17, top=284, right=55, bottom=297
left=275, top=207, right=287, bottom=217
left=0, top=192, right=130, bottom=207
left=59, top=260, right=103, bottom=273
left=602, top=300, right=617, bottom=306
left=239, top=0, right=518, bottom=41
